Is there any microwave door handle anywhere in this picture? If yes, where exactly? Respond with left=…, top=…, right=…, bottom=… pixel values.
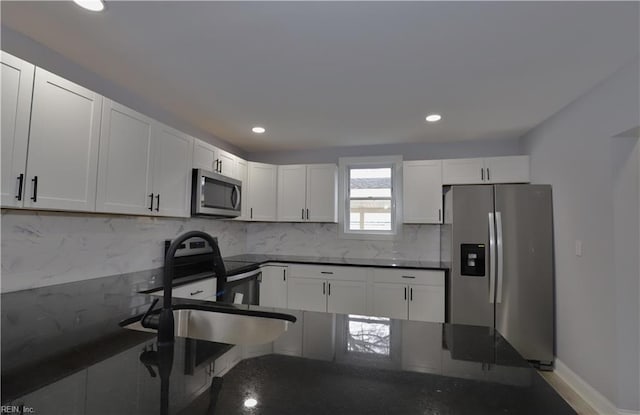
left=231, top=185, right=240, bottom=209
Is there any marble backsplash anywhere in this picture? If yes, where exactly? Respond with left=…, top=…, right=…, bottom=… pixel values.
left=246, top=222, right=441, bottom=261
left=0, top=209, right=247, bottom=293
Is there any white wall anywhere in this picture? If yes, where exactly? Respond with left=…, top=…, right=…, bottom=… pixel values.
left=249, top=137, right=521, bottom=165
left=0, top=210, right=247, bottom=293
left=521, top=58, right=640, bottom=412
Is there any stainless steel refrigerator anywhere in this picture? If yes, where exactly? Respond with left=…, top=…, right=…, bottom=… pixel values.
left=442, top=184, right=554, bottom=367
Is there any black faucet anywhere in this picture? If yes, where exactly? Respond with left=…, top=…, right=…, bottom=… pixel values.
left=139, top=231, right=227, bottom=415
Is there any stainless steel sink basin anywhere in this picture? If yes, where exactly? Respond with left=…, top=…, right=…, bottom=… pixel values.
left=123, top=306, right=295, bottom=345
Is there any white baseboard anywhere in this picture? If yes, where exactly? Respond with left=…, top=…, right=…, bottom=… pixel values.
left=554, top=359, right=640, bottom=415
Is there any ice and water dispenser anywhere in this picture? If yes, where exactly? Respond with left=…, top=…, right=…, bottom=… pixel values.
left=460, top=244, right=485, bottom=276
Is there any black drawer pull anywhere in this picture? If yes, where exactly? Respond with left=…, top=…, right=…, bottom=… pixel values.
left=401, top=275, right=416, bottom=279
left=321, top=271, right=334, bottom=275
left=148, top=193, right=154, bottom=211
left=16, top=174, right=24, bottom=200
left=190, top=290, right=204, bottom=296
left=155, top=194, right=160, bottom=211
left=31, top=176, right=38, bottom=202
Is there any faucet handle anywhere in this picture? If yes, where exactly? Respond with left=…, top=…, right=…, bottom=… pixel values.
left=141, top=298, right=160, bottom=329
left=139, top=349, right=158, bottom=378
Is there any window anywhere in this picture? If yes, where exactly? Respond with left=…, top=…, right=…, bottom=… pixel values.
left=339, top=156, right=402, bottom=239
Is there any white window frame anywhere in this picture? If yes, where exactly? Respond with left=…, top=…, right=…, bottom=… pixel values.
left=338, top=156, right=403, bottom=240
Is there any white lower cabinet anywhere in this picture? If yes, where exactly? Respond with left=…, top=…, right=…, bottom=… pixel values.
left=259, top=265, right=288, bottom=308
left=326, top=279, right=367, bottom=315
left=287, top=276, right=327, bottom=312
left=372, top=282, right=409, bottom=320
left=370, top=269, right=445, bottom=323
left=286, top=265, right=368, bottom=315
left=408, top=284, right=445, bottom=322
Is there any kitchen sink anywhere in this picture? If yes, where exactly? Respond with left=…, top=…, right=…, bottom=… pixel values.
left=122, top=305, right=296, bottom=345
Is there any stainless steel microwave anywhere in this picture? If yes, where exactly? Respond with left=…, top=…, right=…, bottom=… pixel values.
left=191, top=168, right=241, bottom=218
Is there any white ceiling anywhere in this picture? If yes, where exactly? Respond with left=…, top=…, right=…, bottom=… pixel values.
left=2, top=1, right=638, bottom=153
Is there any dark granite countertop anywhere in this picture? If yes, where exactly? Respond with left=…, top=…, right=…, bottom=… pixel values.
left=224, top=253, right=450, bottom=270
left=2, top=259, right=576, bottom=415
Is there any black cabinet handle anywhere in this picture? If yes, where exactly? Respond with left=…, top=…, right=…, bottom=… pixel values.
left=219, top=160, right=223, bottom=173
left=302, top=208, right=304, bottom=220
left=283, top=269, right=286, bottom=281
left=148, top=193, right=154, bottom=211
left=438, top=209, right=441, bottom=222
left=155, top=194, right=160, bottom=211
left=321, top=271, right=333, bottom=275
left=306, top=208, right=309, bottom=220
left=404, top=287, right=407, bottom=300
left=16, top=174, right=24, bottom=200
left=250, top=207, right=253, bottom=219
left=190, top=290, right=204, bottom=296
left=328, top=282, right=331, bottom=296
left=215, top=159, right=220, bottom=173
left=401, top=275, right=415, bottom=279
left=30, top=176, right=38, bottom=202
left=487, top=168, right=490, bottom=181
left=410, top=287, right=413, bottom=301
left=481, top=168, right=484, bottom=181
left=322, top=282, right=326, bottom=295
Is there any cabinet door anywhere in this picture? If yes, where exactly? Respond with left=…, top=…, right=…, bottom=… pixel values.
left=246, top=162, right=277, bottom=221
left=24, top=67, right=102, bottom=211
left=484, top=156, right=530, bottom=184
left=193, top=139, right=217, bottom=172
left=327, top=279, right=367, bottom=315
left=152, top=124, right=193, bottom=217
left=287, top=276, right=326, bottom=312
left=306, top=164, right=338, bottom=222
left=408, top=284, right=445, bottom=323
left=403, top=160, right=443, bottom=223
left=371, top=282, right=408, bottom=320
left=259, top=265, right=288, bottom=308
left=235, top=158, right=249, bottom=220
left=442, top=158, right=485, bottom=185
left=277, top=165, right=307, bottom=222
left=96, top=100, right=154, bottom=215
left=217, top=149, right=236, bottom=178
left=1, top=52, right=34, bottom=207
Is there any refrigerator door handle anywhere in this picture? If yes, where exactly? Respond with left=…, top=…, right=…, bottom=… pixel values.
left=488, top=212, right=496, bottom=304
left=495, top=211, right=504, bottom=304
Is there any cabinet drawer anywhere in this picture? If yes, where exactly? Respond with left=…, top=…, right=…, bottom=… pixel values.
left=372, top=269, right=444, bottom=286
left=288, top=264, right=367, bottom=281
left=152, top=278, right=217, bottom=300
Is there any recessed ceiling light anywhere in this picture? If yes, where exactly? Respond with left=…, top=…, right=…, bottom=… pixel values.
left=425, top=114, right=442, bottom=123
left=252, top=126, right=266, bottom=134
left=244, top=398, right=258, bottom=408
left=73, top=0, right=105, bottom=12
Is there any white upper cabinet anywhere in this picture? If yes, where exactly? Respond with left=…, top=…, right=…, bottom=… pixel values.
left=217, top=149, right=237, bottom=178
left=277, top=164, right=337, bottom=222
left=1, top=52, right=34, bottom=208
left=151, top=123, right=193, bottom=217
left=235, top=158, right=249, bottom=220
left=483, top=156, right=530, bottom=184
left=403, top=160, right=443, bottom=223
left=246, top=161, right=278, bottom=221
left=192, top=139, right=217, bottom=172
left=96, top=100, right=154, bottom=215
left=306, top=164, right=338, bottom=222
left=442, top=156, right=530, bottom=185
left=24, top=67, right=102, bottom=212
left=97, top=103, right=193, bottom=218
left=442, top=158, right=485, bottom=185
left=277, top=165, right=308, bottom=221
